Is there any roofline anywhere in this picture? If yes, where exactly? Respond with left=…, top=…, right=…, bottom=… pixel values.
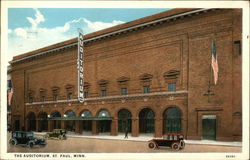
left=10, top=8, right=215, bottom=64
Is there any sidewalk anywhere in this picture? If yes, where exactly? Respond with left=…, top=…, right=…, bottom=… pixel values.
left=35, top=132, right=242, bottom=147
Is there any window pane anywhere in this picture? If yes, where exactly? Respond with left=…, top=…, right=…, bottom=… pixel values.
left=121, top=88, right=127, bottom=95
left=53, top=95, right=58, bottom=101
left=168, top=83, right=176, bottom=91
left=29, top=97, right=33, bottom=103
left=84, top=92, right=88, bottom=98
left=143, top=86, right=150, bottom=93
left=67, top=93, right=73, bottom=100
left=41, top=96, right=45, bottom=102
left=101, top=90, right=106, bottom=97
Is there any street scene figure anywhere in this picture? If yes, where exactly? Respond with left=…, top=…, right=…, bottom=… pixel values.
left=124, top=126, right=129, bottom=139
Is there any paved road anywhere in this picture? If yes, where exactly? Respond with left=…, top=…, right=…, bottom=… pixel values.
left=7, top=135, right=241, bottom=153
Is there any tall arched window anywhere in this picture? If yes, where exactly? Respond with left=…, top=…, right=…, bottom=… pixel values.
left=163, top=107, right=182, bottom=133
left=118, top=109, right=132, bottom=133
left=97, top=109, right=111, bottom=133
left=51, top=111, right=61, bottom=129
left=64, top=111, right=75, bottom=132
left=38, top=112, right=48, bottom=131
left=139, top=108, right=155, bottom=133
left=81, top=110, right=92, bottom=132
left=27, top=112, right=36, bottom=131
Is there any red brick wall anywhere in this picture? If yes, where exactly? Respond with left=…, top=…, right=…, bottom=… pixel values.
left=11, top=9, right=242, bottom=140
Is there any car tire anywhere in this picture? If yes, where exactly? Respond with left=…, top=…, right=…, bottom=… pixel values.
left=171, top=142, right=180, bottom=150
left=28, top=141, right=35, bottom=148
left=148, top=142, right=157, bottom=149
left=179, top=140, right=185, bottom=149
left=10, top=138, right=17, bottom=146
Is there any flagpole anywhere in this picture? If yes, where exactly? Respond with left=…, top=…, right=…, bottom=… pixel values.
left=209, top=40, right=213, bottom=88
left=204, top=40, right=215, bottom=103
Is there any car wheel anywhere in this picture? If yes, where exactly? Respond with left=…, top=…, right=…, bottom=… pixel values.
left=28, top=141, right=35, bottom=148
left=10, top=139, right=17, bottom=146
left=171, top=142, right=180, bottom=150
left=179, top=140, right=185, bottom=149
left=148, top=142, right=156, bottom=149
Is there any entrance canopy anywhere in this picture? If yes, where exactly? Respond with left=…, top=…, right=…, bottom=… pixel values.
left=48, top=116, right=113, bottom=121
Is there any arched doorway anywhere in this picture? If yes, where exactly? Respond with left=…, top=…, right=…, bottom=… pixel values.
left=163, top=107, right=182, bottom=134
left=139, top=108, right=155, bottom=133
left=118, top=109, right=132, bottom=133
left=27, top=112, right=36, bottom=131
left=38, top=112, right=48, bottom=132
left=51, top=111, right=61, bottom=129
left=97, top=110, right=111, bottom=134
left=64, top=110, right=75, bottom=132
left=80, top=110, right=92, bottom=133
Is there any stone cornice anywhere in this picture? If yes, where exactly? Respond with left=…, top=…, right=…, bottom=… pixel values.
left=26, top=90, right=188, bottom=106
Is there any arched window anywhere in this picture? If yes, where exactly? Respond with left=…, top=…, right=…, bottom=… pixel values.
left=27, top=112, right=36, bottom=131
left=51, top=111, right=61, bottom=117
left=80, top=110, right=92, bottom=132
left=139, top=108, right=155, bottom=133
left=65, top=111, right=75, bottom=117
left=118, top=109, right=132, bottom=133
left=163, top=107, right=182, bottom=133
left=64, top=111, right=75, bottom=131
left=38, top=112, right=48, bottom=131
left=98, top=110, right=110, bottom=117
left=81, top=110, right=92, bottom=117
left=51, top=111, right=61, bottom=129
left=97, top=110, right=111, bottom=133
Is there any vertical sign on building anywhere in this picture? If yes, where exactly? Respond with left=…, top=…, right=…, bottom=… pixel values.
left=78, top=28, right=84, bottom=103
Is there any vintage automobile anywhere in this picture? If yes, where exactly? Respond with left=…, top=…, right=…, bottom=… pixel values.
left=44, top=129, right=67, bottom=140
left=148, top=133, right=185, bottom=150
left=9, top=131, right=47, bottom=148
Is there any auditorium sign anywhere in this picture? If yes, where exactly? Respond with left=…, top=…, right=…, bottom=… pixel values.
left=78, top=28, right=84, bottom=103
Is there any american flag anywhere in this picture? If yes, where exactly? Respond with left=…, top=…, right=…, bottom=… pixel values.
left=8, top=88, right=13, bottom=106
left=211, top=40, right=218, bottom=85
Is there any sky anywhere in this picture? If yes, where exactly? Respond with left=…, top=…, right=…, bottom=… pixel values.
left=8, top=8, right=169, bottom=62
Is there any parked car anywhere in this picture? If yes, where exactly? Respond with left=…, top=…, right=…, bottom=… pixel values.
left=148, top=133, right=185, bottom=150
left=44, top=129, right=67, bottom=140
left=9, top=131, right=47, bottom=148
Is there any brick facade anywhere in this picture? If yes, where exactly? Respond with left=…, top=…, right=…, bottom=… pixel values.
left=10, top=8, right=242, bottom=141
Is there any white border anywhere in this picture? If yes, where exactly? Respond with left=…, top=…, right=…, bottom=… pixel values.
left=1, top=1, right=249, bottom=160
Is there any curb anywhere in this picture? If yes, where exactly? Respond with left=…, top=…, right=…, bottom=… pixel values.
left=34, top=132, right=242, bottom=147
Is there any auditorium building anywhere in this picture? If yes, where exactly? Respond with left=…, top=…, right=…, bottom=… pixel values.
left=10, top=8, right=242, bottom=141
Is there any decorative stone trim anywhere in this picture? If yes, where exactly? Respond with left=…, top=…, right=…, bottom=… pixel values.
left=26, top=90, right=188, bottom=106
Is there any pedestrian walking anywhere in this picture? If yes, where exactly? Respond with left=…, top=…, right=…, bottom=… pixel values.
left=124, top=126, right=129, bottom=139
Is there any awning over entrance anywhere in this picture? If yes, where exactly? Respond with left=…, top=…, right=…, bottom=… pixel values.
left=48, top=116, right=113, bottom=121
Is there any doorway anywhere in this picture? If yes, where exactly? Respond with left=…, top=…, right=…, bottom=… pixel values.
left=14, top=119, right=20, bottom=131
left=202, top=115, right=216, bottom=140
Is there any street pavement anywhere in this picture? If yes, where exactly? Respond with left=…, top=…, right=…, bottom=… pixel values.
left=7, top=132, right=242, bottom=153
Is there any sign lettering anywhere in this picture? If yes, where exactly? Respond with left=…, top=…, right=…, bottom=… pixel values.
left=78, top=29, right=84, bottom=103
